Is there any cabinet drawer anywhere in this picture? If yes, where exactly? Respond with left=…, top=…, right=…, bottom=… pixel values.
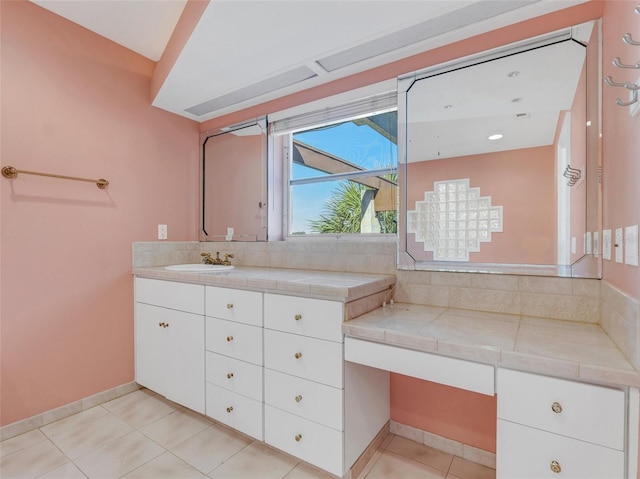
left=206, top=317, right=263, bottom=365
left=265, top=405, right=343, bottom=477
left=264, top=329, right=343, bottom=388
left=206, top=286, right=262, bottom=326
left=497, top=369, right=625, bottom=450
left=264, top=369, right=343, bottom=431
left=264, top=294, right=343, bottom=342
left=206, top=352, right=263, bottom=401
left=497, top=420, right=624, bottom=479
left=345, top=337, right=494, bottom=396
left=135, top=278, right=204, bottom=314
left=206, top=383, right=263, bottom=441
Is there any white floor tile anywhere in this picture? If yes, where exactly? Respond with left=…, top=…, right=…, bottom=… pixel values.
left=73, top=430, right=164, bottom=478
left=170, top=424, right=250, bottom=474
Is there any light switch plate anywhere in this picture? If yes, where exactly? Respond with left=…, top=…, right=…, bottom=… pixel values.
left=603, top=229, right=612, bottom=260
left=615, top=228, right=623, bottom=263
left=625, top=225, right=639, bottom=266
left=584, top=232, right=592, bottom=255
left=158, top=224, right=168, bottom=240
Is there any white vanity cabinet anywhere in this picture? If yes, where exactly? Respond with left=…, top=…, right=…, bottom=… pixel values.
left=263, top=293, right=389, bottom=477
left=204, top=286, right=264, bottom=440
left=497, top=368, right=626, bottom=479
left=134, top=278, right=205, bottom=414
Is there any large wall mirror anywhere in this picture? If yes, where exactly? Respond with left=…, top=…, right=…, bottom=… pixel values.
left=398, top=21, right=601, bottom=278
left=199, top=118, right=268, bottom=241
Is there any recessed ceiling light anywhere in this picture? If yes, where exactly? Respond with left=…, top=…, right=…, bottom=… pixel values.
left=444, top=104, right=453, bottom=109
left=507, top=71, right=520, bottom=78
left=488, top=134, right=503, bottom=141
left=511, top=97, right=523, bottom=103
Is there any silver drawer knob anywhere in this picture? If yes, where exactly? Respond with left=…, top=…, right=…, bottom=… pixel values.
left=294, top=352, right=302, bottom=359
left=551, top=402, right=563, bottom=414
left=226, top=303, right=234, bottom=309
left=294, top=314, right=302, bottom=321
left=295, top=434, right=302, bottom=442
left=226, top=406, right=233, bottom=413
left=227, top=373, right=234, bottom=379
left=550, top=460, right=561, bottom=473
left=226, top=335, right=234, bottom=342
left=295, top=395, right=303, bottom=403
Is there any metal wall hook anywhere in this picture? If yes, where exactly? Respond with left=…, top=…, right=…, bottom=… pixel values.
left=615, top=89, right=638, bottom=107
left=623, top=33, right=640, bottom=46
left=612, top=57, right=640, bottom=69
left=605, top=76, right=640, bottom=90
left=562, top=165, right=581, bottom=187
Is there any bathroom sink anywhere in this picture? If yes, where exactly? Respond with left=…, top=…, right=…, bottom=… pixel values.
left=164, top=264, right=234, bottom=272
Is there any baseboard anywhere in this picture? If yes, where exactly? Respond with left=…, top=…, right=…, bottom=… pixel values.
left=390, top=420, right=496, bottom=469
left=0, top=382, right=141, bottom=441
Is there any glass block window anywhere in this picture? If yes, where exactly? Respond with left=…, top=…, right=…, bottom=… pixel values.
left=407, top=179, right=503, bottom=261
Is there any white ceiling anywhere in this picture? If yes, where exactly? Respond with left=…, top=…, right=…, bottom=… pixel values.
left=407, top=39, right=587, bottom=160
left=30, top=0, right=588, bottom=123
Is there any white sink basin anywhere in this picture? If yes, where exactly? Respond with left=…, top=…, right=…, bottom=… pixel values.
left=164, top=264, right=234, bottom=272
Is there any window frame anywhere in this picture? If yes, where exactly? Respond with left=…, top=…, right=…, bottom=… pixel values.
left=270, top=95, right=399, bottom=239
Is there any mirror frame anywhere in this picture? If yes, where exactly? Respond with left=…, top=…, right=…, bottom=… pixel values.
left=397, top=23, right=602, bottom=278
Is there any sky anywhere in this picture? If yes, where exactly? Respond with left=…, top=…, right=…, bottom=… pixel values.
left=290, top=117, right=397, bottom=234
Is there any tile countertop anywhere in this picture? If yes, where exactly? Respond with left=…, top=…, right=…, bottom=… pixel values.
left=132, top=266, right=396, bottom=303
left=343, top=302, right=640, bottom=388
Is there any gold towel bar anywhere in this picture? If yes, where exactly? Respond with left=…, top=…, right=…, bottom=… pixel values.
left=1, top=166, right=109, bottom=189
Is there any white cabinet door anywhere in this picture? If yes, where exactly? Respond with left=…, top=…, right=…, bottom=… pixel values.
left=135, top=302, right=205, bottom=414
left=165, top=309, right=205, bottom=414
left=135, top=302, right=168, bottom=395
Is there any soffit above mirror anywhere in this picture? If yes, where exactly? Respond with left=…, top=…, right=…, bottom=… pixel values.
left=31, top=0, right=590, bottom=122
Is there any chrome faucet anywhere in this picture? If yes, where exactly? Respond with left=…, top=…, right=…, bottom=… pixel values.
left=201, top=252, right=234, bottom=265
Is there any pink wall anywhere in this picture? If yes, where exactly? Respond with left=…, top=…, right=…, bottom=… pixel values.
left=391, top=375, right=497, bottom=452
left=602, top=0, right=640, bottom=301
left=0, top=1, right=199, bottom=426
left=601, top=3, right=640, bottom=475
left=407, top=147, right=556, bottom=265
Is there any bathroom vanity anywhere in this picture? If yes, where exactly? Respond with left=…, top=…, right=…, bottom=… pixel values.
left=133, top=266, right=395, bottom=477
left=344, top=303, right=639, bottom=479
left=133, top=264, right=639, bottom=479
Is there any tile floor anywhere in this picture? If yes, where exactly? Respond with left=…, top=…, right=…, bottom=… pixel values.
left=0, top=388, right=495, bottom=479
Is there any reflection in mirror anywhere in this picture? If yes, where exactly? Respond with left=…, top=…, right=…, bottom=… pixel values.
left=200, top=119, right=267, bottom=241
left=398, top=22, right=601, bottom=277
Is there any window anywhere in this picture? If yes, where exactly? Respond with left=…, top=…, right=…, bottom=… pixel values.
left=271, top=96, right=398, bottom=236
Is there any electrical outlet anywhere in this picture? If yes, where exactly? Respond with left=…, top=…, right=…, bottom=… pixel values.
left=615, top=228, right=623, bottom=263
left=158, top=224, right=167, bottom=240
left=602, top=229, right=612, bottom=260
